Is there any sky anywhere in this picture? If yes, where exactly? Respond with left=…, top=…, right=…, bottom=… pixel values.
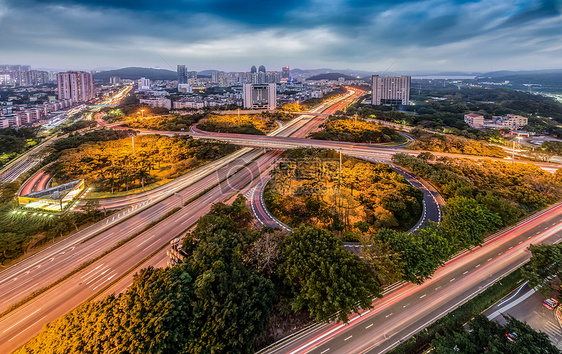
left=0, top=0, right=561, bottom=72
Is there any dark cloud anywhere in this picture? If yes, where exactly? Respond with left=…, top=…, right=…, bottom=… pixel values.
left=0, top=0, right=561, bottom=71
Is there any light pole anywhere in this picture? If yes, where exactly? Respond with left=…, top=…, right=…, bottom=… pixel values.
left=140, top=109, right=145, bottom=119
left=512, top=136, right=522, bottom=164
left=131, top=135, right=135, bottom=155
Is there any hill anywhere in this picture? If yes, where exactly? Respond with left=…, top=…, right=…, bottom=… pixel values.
left=94, top=67, right=177, bottom=81
left=306, top=73, right=363, bottom=81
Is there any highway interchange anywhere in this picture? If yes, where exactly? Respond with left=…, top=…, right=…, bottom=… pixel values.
left=1, top=86, right=562, bottom=353
left=0, top=88, right=360, bottom=353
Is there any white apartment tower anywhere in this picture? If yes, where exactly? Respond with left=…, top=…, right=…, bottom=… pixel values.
left=243, top=83, right=276, bottom=110
left=57, top=71, right=95, bottom=102
left=371, top=75, right=411, bottom=105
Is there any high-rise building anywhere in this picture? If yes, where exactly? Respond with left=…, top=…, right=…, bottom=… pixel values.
left=211, top=71, right=220, bottom=84
left=282, top=66, right=290, bottom=80
left=371, top=75, right=411, bottom=105
left=138, top=77, right=151, bottom=91
left=57, top=71, right=95, bottom=102
left=243, top=83, right=276, bottom=110
left=177, top=65, right=187, bottom=84
left=258, top=65, right=266, bottom=84
left=110, top=76, right=122, bottom=85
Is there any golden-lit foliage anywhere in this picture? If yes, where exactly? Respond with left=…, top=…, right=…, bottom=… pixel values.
left=311, top=117, right=402, bottom=143
left=50, top=134, right=236, bottom=193
left=265, top=149, right=422, bottom=237
left=407, top=129, right=508, bottom=157
left=281, top=102, right=305, bottom=112
left=199, top=114, right=278, bottom=135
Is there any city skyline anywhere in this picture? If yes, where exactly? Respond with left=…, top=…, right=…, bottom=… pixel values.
left=0, top=0, right=561, bottom=72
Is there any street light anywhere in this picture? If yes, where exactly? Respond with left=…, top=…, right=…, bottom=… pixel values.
left=140, top=109, right=145, bottom=119
left=131, top=135, right=135, bottom=155
left=512, top=136, right=522, bottom=164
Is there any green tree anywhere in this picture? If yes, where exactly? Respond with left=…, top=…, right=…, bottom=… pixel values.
left=522, top=244, right=562, bottom=297
left=432, top=315, right=560, bottom=354
left=441, top=196, right=502, bottom=249
left=279, top=226, right=381, bottom=322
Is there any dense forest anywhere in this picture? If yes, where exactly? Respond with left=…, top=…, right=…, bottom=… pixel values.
left=407, top=128, right=508, bottom=157
left=265, top=148, right=423, bottom=239
left=310, top=117, right=403, bottom=143
left=17, top=196, right=380, bottom=353
left=49, top=134, right=237, bottom=193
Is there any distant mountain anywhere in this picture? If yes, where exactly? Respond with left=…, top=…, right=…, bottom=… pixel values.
left=478, top=69, right=562, bottom=78
left=306, top=73, right=365, bottom=81
left=94, top=67, right=177, bottom=81
left=291, top=68, right=377, bottom=78
left=198, top=70, right=216, bottom=76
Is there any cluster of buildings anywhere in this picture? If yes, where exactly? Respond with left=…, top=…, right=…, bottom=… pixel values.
left=1, top=71, right=96, bottom=129
left=464, top=113, right=529, bottom=130
left=0, top=65, right=54, bottom=87
left=0, top=98, right=75, bottom=129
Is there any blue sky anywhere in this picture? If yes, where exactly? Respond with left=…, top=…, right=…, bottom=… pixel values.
left=0, top=0, right=560, bottom=72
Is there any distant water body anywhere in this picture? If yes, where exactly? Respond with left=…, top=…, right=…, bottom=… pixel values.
left=412, top=76, right=476, bottom=80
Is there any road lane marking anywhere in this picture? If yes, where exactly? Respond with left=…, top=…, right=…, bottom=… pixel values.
left=518, top=241, right=522, bottom=244
left=435, top=286, right=441, bottom=290
left=7, top=315, right=47, bottom=342
left=92, top=273, right=117, bottom=291
left=366, top=324, right=373, bottom=329
left=476, top=264, right=481, bottom=268
left=81, top=264, right=104, bottom=279
left=463, top=271, right=469, bottom=275
left=86, top=268, right=110, bottom=285
left=403, top=303, right=410, bottom=308
left=136, top=235, right=155, bottom=247
left=385, top=313, right=393, bottom=318
left=420, top=294, right=426, bottom=299
left=3, top=308, right=42, bottom=333
left=450, top=278, right=456, bottom=282
left=509, top=246, right=513, bottom=250
left=344, top=336, right=353, bottom=341
left=487, top=258, right=493, bottom=262
left=321, top=349, right=330, bottom=354
left=498, top=252, right=502, bottom=255
left=3, top=283, right=40, bottom=304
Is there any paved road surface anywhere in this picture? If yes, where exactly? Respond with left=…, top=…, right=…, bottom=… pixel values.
left=485, top=282, right=562, bottom=349
left=0, top=148, right=258, bottom=313
left=260, top=203, right=562, bottom=354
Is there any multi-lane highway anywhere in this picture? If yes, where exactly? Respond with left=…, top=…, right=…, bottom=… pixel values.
left=0, top=87, right=361, bottom=353
left=260, top=202, right=562, bottom=354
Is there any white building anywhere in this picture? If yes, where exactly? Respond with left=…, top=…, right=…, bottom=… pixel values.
left=173, top=101, right=204, bottom=110
left=464, top=113, right=484, bottom=128
left=138, top=77, right=151, bottom=91
left=177, top=84, right=193, bottom=93
left=243, top=83, right=276, bottom=110
left=139, top=97, right=171, bottom=109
